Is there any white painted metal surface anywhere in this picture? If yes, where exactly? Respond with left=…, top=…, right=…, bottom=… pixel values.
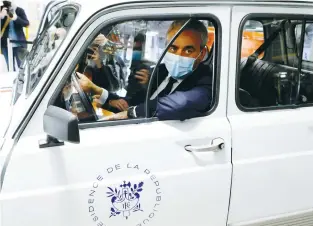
left=0, top=54, right=8, bottom=73
left=227, top=5, right=313, bottom=226
left=1, top=1, right=313, bottom=226
left=0, top=2, right=233, bottom=226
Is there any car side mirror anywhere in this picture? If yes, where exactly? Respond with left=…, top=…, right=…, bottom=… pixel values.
left=40, top=105, right=80, bottom=148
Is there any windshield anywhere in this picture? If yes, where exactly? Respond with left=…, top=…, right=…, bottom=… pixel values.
left=12, top=1, right=79, bottom=104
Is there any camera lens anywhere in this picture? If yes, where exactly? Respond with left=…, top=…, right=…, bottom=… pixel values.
left=8, top=10, right=13, bottom=18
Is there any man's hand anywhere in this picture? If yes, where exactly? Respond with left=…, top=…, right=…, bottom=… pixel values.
left=87, top=47, right=102, bottom=69
left=93, top=34, right=108, bottom=46
left=76, top=72, right=95, bottom=93
left=55, top=28, right=67, bottom=40
left=92, top=95, right=102, bottom=108
left=0, top=7, right=8, bottom=19
left=109, top=99, right=129, bottom=111
left=115, top=111, right=128, bottom=120
left=106, top=111, right=128, bottom=120
left=76, top=72, right=104, bottom=96
left=135, top=69, right=150, bottom=85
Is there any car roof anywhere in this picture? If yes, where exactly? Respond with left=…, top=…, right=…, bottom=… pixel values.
left=66, top=0, right=313, bottom=21
left=65, top=0, right=313, bottom=28
left=69, top=0, right=313, bottom=8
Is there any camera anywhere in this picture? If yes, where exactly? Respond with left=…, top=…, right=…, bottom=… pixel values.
left=1, top=1, right=14, bottom=18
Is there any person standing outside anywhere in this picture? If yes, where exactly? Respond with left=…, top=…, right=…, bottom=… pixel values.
left=0, top=0, right=29, bottom=71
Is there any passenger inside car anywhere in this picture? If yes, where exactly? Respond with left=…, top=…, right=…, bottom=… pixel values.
left=76, top=19, right=212, bottom=121
left=80, top=32, right=127, bottom=93
left=54, top=19, right=214, bottom=122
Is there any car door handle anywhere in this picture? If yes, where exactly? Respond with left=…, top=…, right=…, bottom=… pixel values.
left=184, top=138, right=225, bottom=152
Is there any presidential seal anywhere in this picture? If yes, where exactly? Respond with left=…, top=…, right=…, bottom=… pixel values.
left=107, top=181, right=144, bottom=219
left=88, top=163, right=162, bottom=226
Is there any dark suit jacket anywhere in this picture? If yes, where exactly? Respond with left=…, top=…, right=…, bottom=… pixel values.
left=104, top=62, right=212, bottom=120
left=134, top=63, right=213, bottom=120
left=1, top=7, right=29, bottom=48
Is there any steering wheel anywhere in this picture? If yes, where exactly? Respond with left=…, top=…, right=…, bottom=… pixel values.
left=239, top=88, right=260, bottom=107
left=70, top=72, right=98, bottom=122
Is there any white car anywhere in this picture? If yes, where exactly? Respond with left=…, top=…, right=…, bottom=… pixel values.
left=1, top=0, right=313, bottom=226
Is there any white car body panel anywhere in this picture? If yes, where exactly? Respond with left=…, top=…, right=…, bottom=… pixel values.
left=1, top=0, right=313, bottom=226
left=227, top=5, right=313, bottom=226
left=1, top=3, right=233, bottom=226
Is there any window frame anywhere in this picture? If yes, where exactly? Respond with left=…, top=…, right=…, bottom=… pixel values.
left=235, top=13, right=313, bottom=113
left=294, top=21, right=313, bottom=63
left=48, top=13, right=222, bottom=130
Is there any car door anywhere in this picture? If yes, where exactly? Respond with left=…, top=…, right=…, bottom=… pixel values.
left=0, top=3, right=232, bottom=226
left=227, top=3, right=313, bottom=226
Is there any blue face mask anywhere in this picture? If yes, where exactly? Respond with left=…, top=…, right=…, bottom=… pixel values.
left=163, top=52, right=201, bottom=79
left=132, top=50, right=142, bottom=61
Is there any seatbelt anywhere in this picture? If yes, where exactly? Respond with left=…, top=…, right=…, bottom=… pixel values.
left=0, top=17, right=11, bottom=54
left=243, top=24, right=284, bottom=69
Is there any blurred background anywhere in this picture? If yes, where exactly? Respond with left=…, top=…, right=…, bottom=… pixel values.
left=0, top=0, right=50, bottom=72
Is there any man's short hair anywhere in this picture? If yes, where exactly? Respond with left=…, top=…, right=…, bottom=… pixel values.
left=167, top=19, right=208, bottom=49
left=134, top=33, right=145, bottom=43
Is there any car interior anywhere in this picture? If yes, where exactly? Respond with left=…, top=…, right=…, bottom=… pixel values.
left=51, top=19, right=216, bottom=123
left=239, top=19, right=313, bottom=108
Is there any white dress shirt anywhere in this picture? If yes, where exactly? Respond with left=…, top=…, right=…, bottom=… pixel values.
left=150, top=76, right=183, bottom=100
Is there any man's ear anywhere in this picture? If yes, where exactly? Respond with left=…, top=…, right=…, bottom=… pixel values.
left=200, top=46, right=208, bottom=60
left=195, top=46, right=207, bottom=65
left=193, top=46, right=207, bottom=70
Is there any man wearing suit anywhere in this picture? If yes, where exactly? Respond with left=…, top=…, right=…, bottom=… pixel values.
left=77, top=19, right=212, bottom=121
left=0, top=0, right=29, bottom=71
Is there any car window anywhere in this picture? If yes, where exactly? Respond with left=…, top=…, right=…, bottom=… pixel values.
left=207, top=20, right=264, bottom=58
left=241, top=20, right=264, bottom=58
left=237, top=16, right=313, bottom=110
left=52, top=18, right=217, bottom=123
left=25, top=3, right=79, bottom=96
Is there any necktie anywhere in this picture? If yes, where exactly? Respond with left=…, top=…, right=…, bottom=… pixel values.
left=157, top=77, right=177, bottom=98
left=150, top=76, right=178, bottom=100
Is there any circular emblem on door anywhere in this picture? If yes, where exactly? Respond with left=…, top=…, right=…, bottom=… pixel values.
left=87, top=163, right=162, bottom=226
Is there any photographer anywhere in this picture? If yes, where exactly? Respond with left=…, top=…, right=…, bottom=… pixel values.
left=0, top=0, right=29, bottom=71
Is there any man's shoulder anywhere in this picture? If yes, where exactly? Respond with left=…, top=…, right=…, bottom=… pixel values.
left=184, top=62, right=213, bottom=87
left=15, top=7, right=26, bottom=15
left=15, top=7, right=24, bottom=12
left=197, top=62, right=213, bottom=76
